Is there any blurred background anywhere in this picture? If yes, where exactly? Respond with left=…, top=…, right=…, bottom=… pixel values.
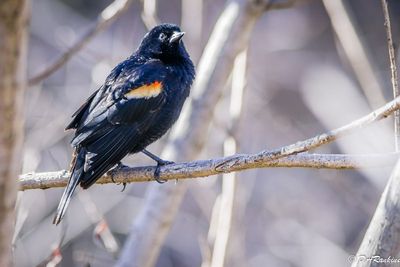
left=15, top=0, right=400, bottom=266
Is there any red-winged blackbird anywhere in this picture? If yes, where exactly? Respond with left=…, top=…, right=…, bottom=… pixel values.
left=53, top=24, right=195, bottom=225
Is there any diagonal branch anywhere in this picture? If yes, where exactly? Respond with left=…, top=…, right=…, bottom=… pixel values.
left=215, top=94, right=400, bottom=173
left=28, top=0, right=134, bottom=86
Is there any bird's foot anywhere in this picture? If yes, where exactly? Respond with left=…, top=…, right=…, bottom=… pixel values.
left=120, top=183, right=127, bottom=192
left=111, top=162, right=129, bottom=191
left=141, top=149, right=174, bottom=183
left=154, top=159, right=174, bottom=184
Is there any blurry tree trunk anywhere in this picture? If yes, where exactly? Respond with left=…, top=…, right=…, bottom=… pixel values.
left=0, top=0, right=29, bottom=266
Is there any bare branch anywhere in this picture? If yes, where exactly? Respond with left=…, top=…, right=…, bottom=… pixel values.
left=28, top=0, right=134, bottom=86
left=214, top=93, right=400, bottom=173
left=381, top=0, right=400, bottom=151
left=19, top=152, right=399, bottom=191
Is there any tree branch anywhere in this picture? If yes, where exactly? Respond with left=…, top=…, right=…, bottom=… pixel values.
left=19, top=152, right=399, bottom=191
left=381, top=0, right=400, bottom=150
left=28, top=0, right=134, bottom=86
left=215, top=94, right=400, bottom=173
left=19, top=89, right=400, bottom=191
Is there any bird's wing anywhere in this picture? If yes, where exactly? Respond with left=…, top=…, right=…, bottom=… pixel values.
left=65, top=59, right=168, bottom=188
left=69, top=59, right=168, bottom=147
left=65, top=59, right=126, bottom=131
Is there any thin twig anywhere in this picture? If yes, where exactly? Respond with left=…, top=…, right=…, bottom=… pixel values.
left=28, top=0, right=134, bottom=86
left=19, top=152, right=399, bottom=191
left=381, top=0, right=400, bottom=151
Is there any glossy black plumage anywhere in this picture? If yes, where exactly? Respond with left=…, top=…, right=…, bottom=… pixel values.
left=53, top=24, right=195, bottom=225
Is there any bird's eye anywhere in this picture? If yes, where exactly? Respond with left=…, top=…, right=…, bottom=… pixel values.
left=159, top=33, right=167, bottom=41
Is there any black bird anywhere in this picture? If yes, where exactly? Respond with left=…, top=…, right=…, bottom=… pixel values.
left=53, top=24, right=195, bottom=225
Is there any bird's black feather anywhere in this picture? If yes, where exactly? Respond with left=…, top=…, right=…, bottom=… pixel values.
left=53, top=23, right=195, bottom=225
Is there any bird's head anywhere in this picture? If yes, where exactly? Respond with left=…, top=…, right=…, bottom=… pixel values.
left=137, top=24, right=188, bottom=62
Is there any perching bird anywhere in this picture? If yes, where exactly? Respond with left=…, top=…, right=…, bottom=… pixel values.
left=53, top=24, right=195, bottom=225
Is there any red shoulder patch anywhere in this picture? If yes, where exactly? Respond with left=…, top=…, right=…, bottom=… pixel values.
left=125, top=81, right=163, bottom=99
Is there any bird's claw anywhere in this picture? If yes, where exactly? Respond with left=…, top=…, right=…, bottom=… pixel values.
left=154, top=160, right=174, bottom=184
left=111, top=162, right=129, bottom=191
left=120, top=182, right=127, bottom=192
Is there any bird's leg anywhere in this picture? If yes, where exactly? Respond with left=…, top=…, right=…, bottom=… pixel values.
left=110, top=162, right=128, bottom=191
left=141, top=149, right=174, bottom=183
left=142, top=149, right=174, bottom=165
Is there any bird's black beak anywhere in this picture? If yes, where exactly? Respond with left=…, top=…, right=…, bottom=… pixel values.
left=170, top=31, right=185, bottom=43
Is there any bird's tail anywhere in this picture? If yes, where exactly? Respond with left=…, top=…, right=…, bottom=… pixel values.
left=53, top=151, right=84, bottom=225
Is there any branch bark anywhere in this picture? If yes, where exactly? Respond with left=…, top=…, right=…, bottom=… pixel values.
left=19, top=152, right=399, bottom=191
left=0, top=0, right=29, bottom=265
left=28, top=0, right=133, bottom=86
